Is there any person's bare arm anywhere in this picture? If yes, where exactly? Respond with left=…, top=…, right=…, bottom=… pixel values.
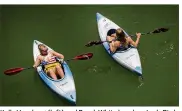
left=128, top=33, right=141, bottom=47
left=51, top=51, right=64, bottom=59
left=33, top=56, right=41, bottom=68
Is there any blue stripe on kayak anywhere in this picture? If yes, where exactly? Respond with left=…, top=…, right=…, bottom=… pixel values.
left=135, top=66, right=142, bottom=75
left=96, top=12, right=103, bottom=21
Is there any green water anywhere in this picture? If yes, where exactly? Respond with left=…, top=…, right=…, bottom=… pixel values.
left=0, top=5, right=179, bottom=106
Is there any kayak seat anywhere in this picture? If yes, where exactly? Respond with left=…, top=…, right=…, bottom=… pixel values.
left=108, top=45, right=132, bottom=54
left=116, top=45, right=132, bottom=52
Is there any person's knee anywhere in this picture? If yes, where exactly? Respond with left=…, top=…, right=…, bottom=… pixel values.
left=56, top=65, right=61, bottom=69
left=110, top=48, right=115, bottom=53
left=110, top=46, right=114, bottom=52
left=107, top=36, right=113, bottom=41
left=110, top=45, right=116, bottom=53
left=106, top=36, right=110, bottom=41
left=48, top=70, right=53, bottom=74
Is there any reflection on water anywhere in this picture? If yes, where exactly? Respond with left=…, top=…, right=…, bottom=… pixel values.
left=86, top=65, right=112, bottom=74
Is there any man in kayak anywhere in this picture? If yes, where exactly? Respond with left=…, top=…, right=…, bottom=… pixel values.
left=33, top=44, right=64, bottom=80
left=107, top=28, right=141, bottom=53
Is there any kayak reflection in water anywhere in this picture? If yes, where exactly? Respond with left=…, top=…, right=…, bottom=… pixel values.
left=107, top=28, right=141, bottom=53
left=33, top=44, right=65, bottom=80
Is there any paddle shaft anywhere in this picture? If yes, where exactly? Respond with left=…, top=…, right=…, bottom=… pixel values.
left=130, top=32, right=151, bottom=37
left=4, top=52, right=93, bottom=75
left=66, top=58, right=77, bottom=61
left=102, top=32, right=151, bottom=44
left=6, top=58, right=80, bottom=74
left=85, top=27, right=169, bottom=47
left=29, top=53, right=92, bottom=70
left=24, top=67, right=34, bottom=70
left=34, top=59, right=70, bottom=68
left=32, top=55, right=90, bottom=69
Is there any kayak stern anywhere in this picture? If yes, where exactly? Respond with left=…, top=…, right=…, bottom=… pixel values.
left=66, top=91, right=76, bottom=104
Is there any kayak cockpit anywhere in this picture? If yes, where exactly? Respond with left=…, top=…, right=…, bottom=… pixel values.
left=39, top=63, right=66, bottom=82
left=115, top=45, right=132, bottom=53
left=107, top=28, right=133, bottom=53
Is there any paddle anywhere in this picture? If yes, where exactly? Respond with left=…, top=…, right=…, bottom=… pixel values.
left=85, top=27, right=169, bottom=47
left=4, top=52, right=93, bottom=75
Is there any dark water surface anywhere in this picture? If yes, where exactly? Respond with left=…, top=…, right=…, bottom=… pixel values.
left=0, top=5, right=179, bottom=106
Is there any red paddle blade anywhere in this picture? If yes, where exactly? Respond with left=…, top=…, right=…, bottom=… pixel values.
left=4, top=67, right=25, bottom=75
left=74, top=53, right=93, bottom=60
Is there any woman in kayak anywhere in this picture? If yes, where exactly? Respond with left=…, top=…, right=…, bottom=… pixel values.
left=107, top=28, right=141, bottom=53
left=33, top=44, right=64, bottom=80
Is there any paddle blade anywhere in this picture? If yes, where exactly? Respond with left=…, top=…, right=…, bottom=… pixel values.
left=4, top=67, right=25, bottom=75
left=74, top=53, right=93, bottom=60
left=85, top=41, right=104, bottom=47
left=152, top=28, right=169, bottom=33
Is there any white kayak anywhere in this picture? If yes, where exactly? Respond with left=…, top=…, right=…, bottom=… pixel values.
left=96, top=13, right=142, bottom=75
left=33, top=40, right=76, bottom=104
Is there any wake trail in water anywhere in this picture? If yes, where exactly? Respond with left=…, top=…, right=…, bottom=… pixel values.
left=138, top=76, right=144, bottom=88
